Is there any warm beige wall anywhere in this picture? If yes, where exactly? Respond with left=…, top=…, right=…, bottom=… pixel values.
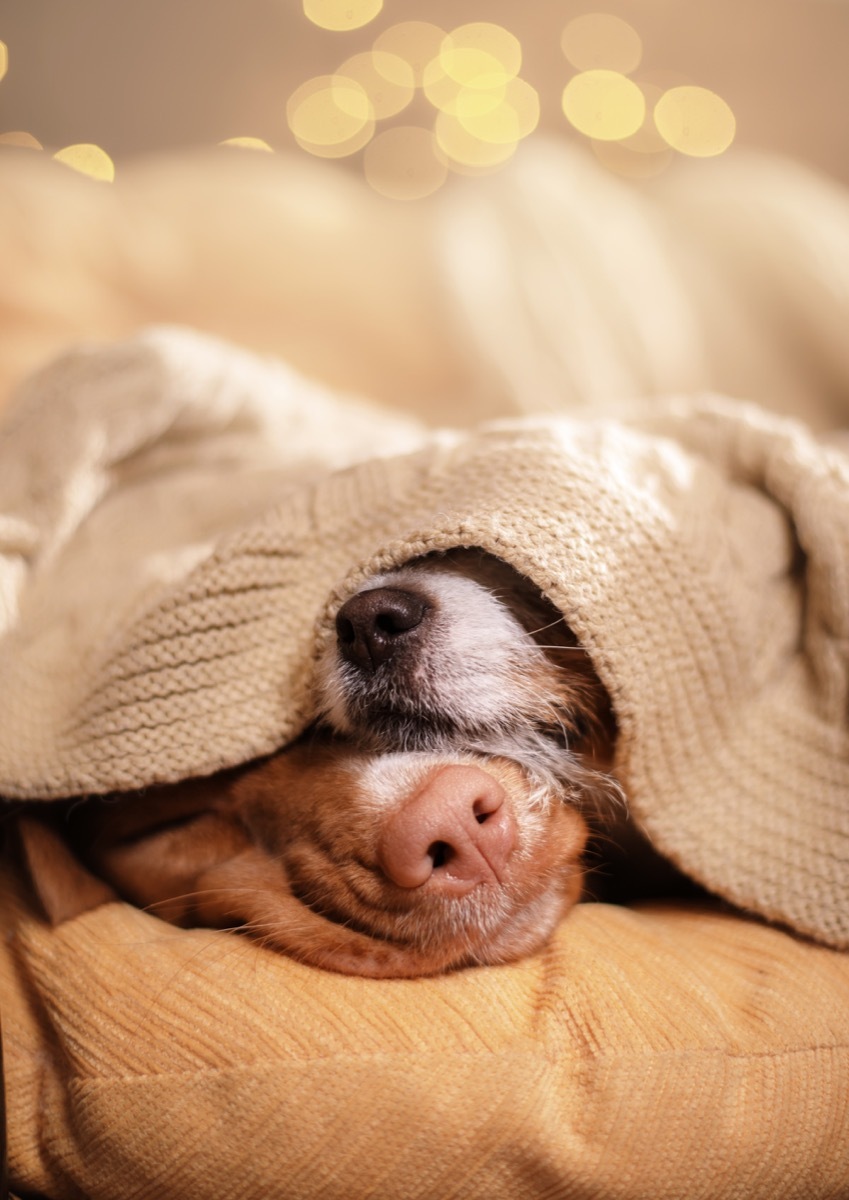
left=2, top=0, right=847, bottom=181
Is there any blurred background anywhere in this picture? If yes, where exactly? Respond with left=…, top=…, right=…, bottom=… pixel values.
left=2, top=0, right=848, bottom=194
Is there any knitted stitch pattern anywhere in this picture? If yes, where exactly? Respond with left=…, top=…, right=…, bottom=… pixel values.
left=1, top=328, right=847, bottom=949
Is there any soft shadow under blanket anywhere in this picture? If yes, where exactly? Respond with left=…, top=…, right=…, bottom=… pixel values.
left=1, top=326, right=847, bottom=949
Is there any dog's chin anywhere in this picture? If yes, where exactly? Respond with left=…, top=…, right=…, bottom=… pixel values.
left=254, top=867, right=584, bottom=979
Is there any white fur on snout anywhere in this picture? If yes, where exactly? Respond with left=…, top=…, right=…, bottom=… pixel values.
left=317, top=567, right=553, bottom=736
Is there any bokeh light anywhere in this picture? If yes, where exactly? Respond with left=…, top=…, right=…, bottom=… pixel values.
left=338, top=51, right=415, bottom=120
left=562, top=70, right=645, bottom=141
left=0, top=131, right=43, bottom=149
left=372, top=21, right=445, bottom=86
left=439, top=22, right=521, bottom=89
left=219, top=136, right=273, bottom=151
left=53, top=143, right=115, bottom=181
left=654, top=85, right=736, bottom=157
left=434, top=109, right=517, bottom=170
left=455, top=77, right=539, bottom=144
left=422, top=58, right=499, bottom=115
left=363, top=125, right=447, bottom=199
left=0, top=11, right=744, bottom=201
left=287, top=74, right=375, bottom=157
left=561, top=14, right=642, bottom=75
left=303, top=0, right=382, bottom=33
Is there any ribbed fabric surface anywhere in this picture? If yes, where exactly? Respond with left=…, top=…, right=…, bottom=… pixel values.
left=1, top=868, right=848, bottom=1200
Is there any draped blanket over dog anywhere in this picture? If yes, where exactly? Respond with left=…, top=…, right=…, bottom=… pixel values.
left=1, top=326, right=847, bottom=951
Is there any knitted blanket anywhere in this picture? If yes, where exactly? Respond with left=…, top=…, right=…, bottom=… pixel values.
left=1, top=325, right=847, bottom=951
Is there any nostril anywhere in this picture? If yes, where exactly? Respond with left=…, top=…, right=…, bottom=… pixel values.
left=428, top=841, right=453, bottom=870
left=376, top=611, right=408, bottom=634
left=473, top=790, right=504, bottom=824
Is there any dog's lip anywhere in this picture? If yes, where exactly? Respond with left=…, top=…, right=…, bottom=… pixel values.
left=286, top=873, right=419, bottom=947
left=341, top=700, right=462, bottom=743
left=287, top=857, right=509, bottom=931
left=279, top=843, right=559, bottom=971
left=269, top=835, right=581, bottom=978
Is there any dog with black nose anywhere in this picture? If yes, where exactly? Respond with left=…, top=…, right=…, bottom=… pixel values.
left=19, top=549, right=625, bottom=979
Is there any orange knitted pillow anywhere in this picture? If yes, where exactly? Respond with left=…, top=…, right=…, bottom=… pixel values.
left=2, top=870, right=847, bottom=1200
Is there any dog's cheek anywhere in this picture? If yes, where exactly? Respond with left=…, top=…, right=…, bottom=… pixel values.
left=506, top=802, right=589, bottom=906
left=188, top=848, right=454, bottom=978
left=91, top=814, right=253, bottom=923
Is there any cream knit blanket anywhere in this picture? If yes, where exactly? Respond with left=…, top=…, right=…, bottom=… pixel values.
left=1, top=325, right=847, bottom=951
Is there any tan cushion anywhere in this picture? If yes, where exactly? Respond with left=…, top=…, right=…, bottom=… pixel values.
left=2, top=869, right=847, bottom=1200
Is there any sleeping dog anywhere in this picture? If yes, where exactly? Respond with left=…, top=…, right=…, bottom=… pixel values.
left=17, top=550, right=682, bottom=978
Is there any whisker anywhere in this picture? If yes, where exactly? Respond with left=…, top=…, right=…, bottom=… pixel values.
left=525, top=614, right=569, bottom=638
left=141, top=885, right=263, bottom=911
left=529, top=644, right=591, bottom=653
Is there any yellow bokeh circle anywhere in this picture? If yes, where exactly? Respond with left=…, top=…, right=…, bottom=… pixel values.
left=373, top=21, right=445, bottom=86
left=422, top=58, right=504, bottom=115
left=53, top=144, right=115, bottom=182
left=435, top=110, right=517, bottom=170
left=363, top=126, right=448, bottom=200
left=303, top=0, right=382, bottom=33
left=455, top=77, right=539, bottom=144
left=287, top=75, right=374, bottom=157
left=562, top=70, right=645, bottom=141
left=440, top=22, right=521, bottom=88
left=653, top=86, right=736, bottom=157
left=339, top=51, right=415, bottom=120
left=561, top=14, right=642, bottom=74
left=0, top=41, right=8, bottom=83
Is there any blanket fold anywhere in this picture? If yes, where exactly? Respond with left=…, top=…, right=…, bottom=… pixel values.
left=1, top=326, right=847, bottom=950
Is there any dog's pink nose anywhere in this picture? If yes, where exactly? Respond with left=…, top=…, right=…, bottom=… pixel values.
left=336, top=587, right=428, bottom=670
left=378, top=765, right=516, bottom=896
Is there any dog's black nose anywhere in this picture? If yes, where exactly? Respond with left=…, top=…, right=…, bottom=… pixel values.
left=336, top=587, right=428, bottom=670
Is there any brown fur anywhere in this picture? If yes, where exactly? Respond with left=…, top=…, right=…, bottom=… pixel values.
left=15, top=552, right=622, bottom=978
left=18, top=741, right=591, bottom=977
